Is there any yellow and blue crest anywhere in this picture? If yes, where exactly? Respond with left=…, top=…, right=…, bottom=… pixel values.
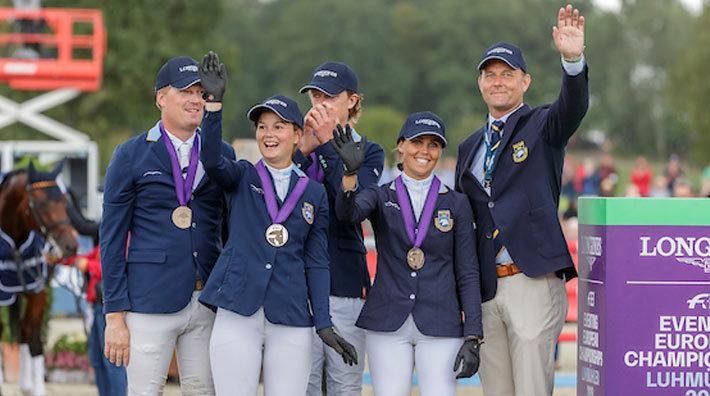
left=302, top=202, right=314, bottom=225
left=434, top=210, right=453, bottom=232
left=512, top=140, right=528, bottom=163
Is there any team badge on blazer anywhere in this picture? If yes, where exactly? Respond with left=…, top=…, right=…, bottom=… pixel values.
left=512, top=140, right=528, bottom=163
left=302, top=202, right=314, bottom=224
left=435, top=210, right=453, bottom=232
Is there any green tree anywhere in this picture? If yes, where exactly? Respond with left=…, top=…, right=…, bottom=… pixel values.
left=1, top=0, right=231, bottom=171
left=666, top=2, right=710, bottom=165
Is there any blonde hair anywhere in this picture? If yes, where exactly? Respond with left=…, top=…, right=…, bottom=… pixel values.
left=347, top=91, right=363, bottom=124
left=155, top=86, right=170, bottom=111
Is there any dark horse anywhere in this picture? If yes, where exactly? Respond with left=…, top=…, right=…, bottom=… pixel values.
left=0, top=160, right=77, bottom=394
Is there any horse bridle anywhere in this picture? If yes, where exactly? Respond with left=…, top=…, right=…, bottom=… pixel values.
left=26, top=179, right=72, bottom=236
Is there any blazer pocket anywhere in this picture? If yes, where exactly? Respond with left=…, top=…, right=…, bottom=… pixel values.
left=126, top=250, right=166, bottom=264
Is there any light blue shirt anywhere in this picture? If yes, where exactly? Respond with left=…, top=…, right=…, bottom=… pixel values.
left=469, top=57, right=586, bottom=264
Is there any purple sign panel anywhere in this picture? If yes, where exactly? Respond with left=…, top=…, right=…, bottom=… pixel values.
left=578, top=225, right=710, bottom=396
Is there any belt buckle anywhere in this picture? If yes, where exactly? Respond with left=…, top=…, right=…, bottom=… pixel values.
left=497, top=262, right=519, bottom=278
left=194, top=279, right=204, bottom=291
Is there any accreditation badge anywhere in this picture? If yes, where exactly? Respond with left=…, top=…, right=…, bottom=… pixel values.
left=512, top=140, right=528, bottom=163
left=435, top=210, right=453, bottom=232
left=302, top=202, right=314, bottom=225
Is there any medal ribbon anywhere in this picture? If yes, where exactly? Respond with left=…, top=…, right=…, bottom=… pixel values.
left=255, top=160, right=309, bottom=223
left=394, top=175, right=441, bottom=248
left=159, top=122, right=199, bottom=206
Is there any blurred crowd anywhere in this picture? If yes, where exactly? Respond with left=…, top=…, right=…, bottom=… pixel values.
left=380, top=152, right=710, bottom=203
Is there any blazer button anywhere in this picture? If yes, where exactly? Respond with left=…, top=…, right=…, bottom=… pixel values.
left=409, top=293, right=415, bottom=300
left=410, top=272, right=417, bottom=278
left=485, top=232, right=492, bottom=239
left=488, top=201, right=495, bottom=209
left=193, top=251, right=198, bottom=257
left=192, top=222, right=196, bottom=229
left=265, top=263, right=272, bottom=270
left=191, top=194, right=195, bottom=200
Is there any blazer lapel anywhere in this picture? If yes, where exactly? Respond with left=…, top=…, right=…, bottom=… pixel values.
left=147, top=122, right=173, bottom=176
left=491, top=105, right=530, bottom=175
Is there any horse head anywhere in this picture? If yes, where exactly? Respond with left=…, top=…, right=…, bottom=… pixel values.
left=25, top=160, right=78, bottom=258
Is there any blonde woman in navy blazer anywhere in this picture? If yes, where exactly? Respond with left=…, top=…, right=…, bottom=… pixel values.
left=195, top=53, right=356, bottom=396
left=332, top=111, right=483, bottom=395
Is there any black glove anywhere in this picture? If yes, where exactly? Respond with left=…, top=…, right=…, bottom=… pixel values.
left=199, top=51, right=227, bottom=102
left=317, top=327, right=358, bottom=366
left=453, top=338, right=482, bottom=379
left=330, top=124, right=367, bottom=176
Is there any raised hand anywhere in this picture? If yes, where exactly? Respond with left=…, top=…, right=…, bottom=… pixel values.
left=453, top=338, right=482, bottom=379
left=317, top=327, right=359, bottom=366
left=305, top=103, right=338, bottom=144
left=552, top=4, right=585, bottom=61
left=199, top=51, right=227, bottom=102
left=331, top=124, right=367, bottom=176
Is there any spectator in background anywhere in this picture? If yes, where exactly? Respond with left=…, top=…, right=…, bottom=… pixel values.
left=650, top=175, right=671, bottom=198
left=581, top=158, right=600, bottom=196
left=597, top=153, right=618, bottom=197
left=700, top=165, right=710, bottom=198
left=672, top=178, right=695, bottom=198
left=624, top=184, right=641, bottom=197
left=664, top=154, right=684, bottom=195
left=561, top=155, right=577, bottom=203
left=630, top=156, right=652, bottom=197
left=66, top=189, right=127, bottom=396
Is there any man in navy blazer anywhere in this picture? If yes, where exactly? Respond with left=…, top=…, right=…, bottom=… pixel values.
left=295, top=61, right=385, bottom=396
left=100, top=55, right=234, bottom=395
left=455, top=5, right=588, bottom=395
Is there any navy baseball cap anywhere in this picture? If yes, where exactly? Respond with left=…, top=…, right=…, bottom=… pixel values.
left=155, top=56, right=201, bottom=92
left=247, top=95, right=304, bottom=130
left=477, top=42, right=527, bottom=72
left=398, top=111, right=447, bottom=147
left=299, top=61, right=359, bottom=96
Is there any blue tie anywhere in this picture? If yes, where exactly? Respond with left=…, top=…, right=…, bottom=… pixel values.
left=485, top=120, right=504, bottom=257
left=483, top=120, right=504, bottom=188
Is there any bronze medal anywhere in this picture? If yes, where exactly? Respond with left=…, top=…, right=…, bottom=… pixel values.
left=171, top=206, right=192, bottom=229
left=265, top=223, right=289, bottom=247
left=407, top=247, right=425, bottom=270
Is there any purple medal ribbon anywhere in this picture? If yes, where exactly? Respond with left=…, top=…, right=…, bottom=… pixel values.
left=394, top=175, right=441, bottom=248
left=306, top=152, right=325, bottom=182
left=159, top=122, right=199, bottom=206
left=255, top=160, right=309, bottom=223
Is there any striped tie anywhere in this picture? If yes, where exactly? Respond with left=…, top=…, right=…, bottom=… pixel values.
left=486, top=120, right=504, bottom=257
left=483, top=119, right=504, bottom=188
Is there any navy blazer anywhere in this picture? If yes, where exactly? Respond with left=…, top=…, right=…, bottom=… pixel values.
left=198, top=111, right=332, bottom=331
left=455, top=66, right=589, bottom=303
left=100, top=121, right=235, bottom=314
left=293, top=135, right=384, bottom=299
left=336, top=180, right=482, bottom=338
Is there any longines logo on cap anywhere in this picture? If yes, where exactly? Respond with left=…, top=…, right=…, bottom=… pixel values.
left=639, top=236, right=710, bottom=273
left=179, top=65, right=198, bottom=73
left=415, top=119, right=441, bottom=129
left=314, top=70, right=337, bottom=78
left=488, top=47, right=513, bottom=56
left=265, top=99, right=288, bottom=107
